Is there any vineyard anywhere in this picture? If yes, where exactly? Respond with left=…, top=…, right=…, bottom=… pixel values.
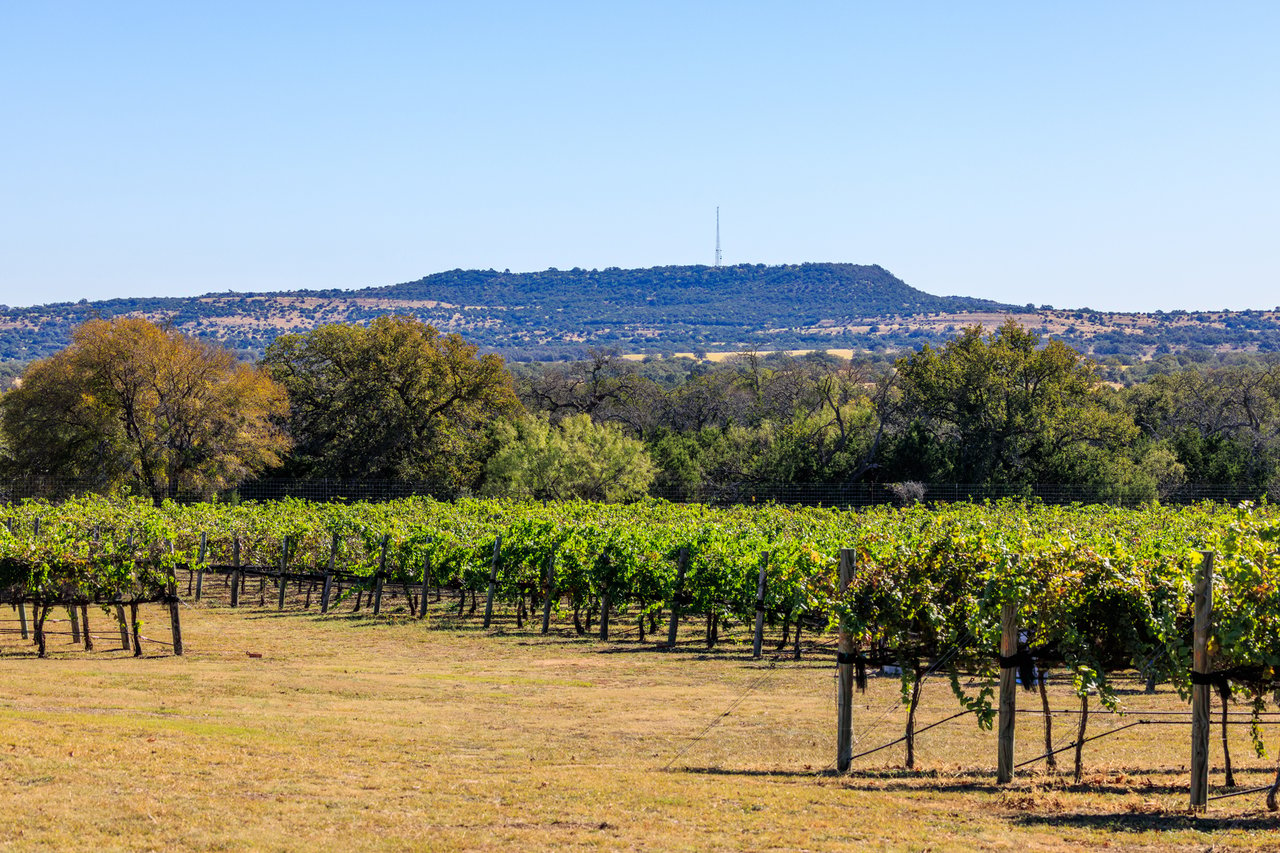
left=3, top=494, right=1280, bottom=810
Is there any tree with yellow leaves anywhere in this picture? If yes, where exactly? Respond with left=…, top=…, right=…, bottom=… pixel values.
left=1, top=318, right=290, bottom=502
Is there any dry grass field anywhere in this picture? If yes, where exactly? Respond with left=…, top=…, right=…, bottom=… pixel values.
left=1, top=598, right=1279, bottom=851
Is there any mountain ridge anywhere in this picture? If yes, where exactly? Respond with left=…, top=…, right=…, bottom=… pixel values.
left=0, top=262, right=1277, bottom=364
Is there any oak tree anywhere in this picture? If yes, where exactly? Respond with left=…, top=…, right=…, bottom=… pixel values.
left=262, top=316, right=520, bottom=491
left=892, top=320, right=1136, bottom=484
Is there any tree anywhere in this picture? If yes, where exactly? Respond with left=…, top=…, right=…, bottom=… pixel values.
left=1124, top=364, right=1280, bottom=489
left=483, top=414, right=656, bottom=501
left=262, top=316, right=519, bottom=491
left=1, top=318, right=289, bottom=502
left=751, top=360, right=887, bottom=483
left=892, top=320, right=1136, bottom=485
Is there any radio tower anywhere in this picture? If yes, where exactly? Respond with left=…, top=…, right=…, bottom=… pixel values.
left=715, top=207, right=722, bottom=268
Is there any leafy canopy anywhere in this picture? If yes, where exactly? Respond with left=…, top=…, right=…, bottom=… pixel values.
left=262, top=315, right=519, bottom=491
left=484, top=413, right=656, bottom=502
left=0, top=317, right=289, bottom=502
left=894, top=320, right=1135, bottom=485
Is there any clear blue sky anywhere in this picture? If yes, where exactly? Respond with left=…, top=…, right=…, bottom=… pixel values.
left=2, top=2, right=1276, bottom=312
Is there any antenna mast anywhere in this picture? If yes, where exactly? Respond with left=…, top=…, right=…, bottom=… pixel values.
left=715, top=207, right=722, bottom=268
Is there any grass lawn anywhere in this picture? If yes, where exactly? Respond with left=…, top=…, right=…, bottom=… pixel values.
left=1, top=595, right=1278, bottom=851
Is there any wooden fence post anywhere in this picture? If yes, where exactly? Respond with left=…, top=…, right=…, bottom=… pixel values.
left=666, top=547, right=689, bottom=647
left=1191, top=550, right=1214, bottom=811
left=80, top=603, right=92, bottom=651
left=997, top=601, right=1018, bottom=784
left=194, top=532, right=208, bottom=601
left=321, top=532, right=337, bottom=614
left=540, top=551, right=557, bottom=635
left=277, top=536, right=290, bottom=611
left=230, top=536, right=241, bottom=608
left=836, top=548, right=854, bottom=773
left=752, top=552, right=770, bottom=659
left=482, top=535, right=502, bottom=629
left=67, top=605, right=81, bottom=645
left=372, top=535, right=389, bottom=616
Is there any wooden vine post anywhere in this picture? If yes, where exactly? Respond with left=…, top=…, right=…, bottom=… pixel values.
left=30, top=521, right=40, bottom=648
left=277, top=536, right=290, bottom=610
left=80, top=601, right=92, bottom=648
left=320, top=532, right=337, bottom=614
left=540, top=551, right=556, bottom=635
left=418, top=543, right=432, bottom=619
left=194, top=532, right=208, bottom=602
left=482, top=535, right=502, bottom=629
left=129, top=601, right=142, bottom=658
left=230, top=536, right=241, bottom=608
left=8, top=521, right=26, bottom=639
left=119, top=533, right=134, bottom=651
left=752, top=552, right=770, bottom=659
left=163, top=540, right=184, bottom=655
left=997, top=601, right=1018, bottom=784
left=372, top=535, right=389, bottom=616
left=836, top=548, right=855, bottom=773
left=167, top=577, right=184, bottom=656
left=599, top=584, right=610, bottom=641
left=162, top=537, right=183, bottom=650
left=1190, top=549, right=1214, bottom=812
left=665, top=547, right=689, bottom=647
left=115, top=604, right=130, bottom=650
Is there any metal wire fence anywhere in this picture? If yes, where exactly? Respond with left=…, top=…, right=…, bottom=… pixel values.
left=0, top=476, right=1268, bottom=509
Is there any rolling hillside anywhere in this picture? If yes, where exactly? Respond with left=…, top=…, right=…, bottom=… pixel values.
left=1, top=263, right=1277, bottom=363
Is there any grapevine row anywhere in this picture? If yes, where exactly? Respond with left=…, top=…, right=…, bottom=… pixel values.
left=2, top=495, right=1279, bottom=754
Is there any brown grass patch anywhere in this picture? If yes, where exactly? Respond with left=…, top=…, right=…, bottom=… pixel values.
left=0, top=600, right=1276, bottom=851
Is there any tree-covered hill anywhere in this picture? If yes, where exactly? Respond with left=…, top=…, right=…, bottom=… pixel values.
left=0, top=263, right=1012, bottom=362
left=1, top=262, right=1278, bottom=365
left=371, top=263, right=1010, bottom=325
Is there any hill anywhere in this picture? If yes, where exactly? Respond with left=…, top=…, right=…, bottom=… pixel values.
left=1, top=262, right=1279, bottom=364
left=0, top=263, right=1009, bottom=361
left=371, top=262, right=1008, bottom=323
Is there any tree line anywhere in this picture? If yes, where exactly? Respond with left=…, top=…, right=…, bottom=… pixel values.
left=3, top=315, right=1279, bottom=504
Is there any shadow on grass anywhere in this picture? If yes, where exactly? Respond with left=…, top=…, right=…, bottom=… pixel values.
left=226, top=607, right=847, bottom=667
left=0, top=647, right=173, bottom=662
left=1009, top=811, right=1280, bottom=832
left=675, top=765, right=841, bottom=779
left=673, top=765, right=1268, bottom=800
left=676, top=765, right=1000, bottom=792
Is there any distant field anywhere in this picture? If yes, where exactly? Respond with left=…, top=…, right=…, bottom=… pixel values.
left=1, top=602, right=1277, bottom=851
left=620, top=349, right=863, bottom=363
